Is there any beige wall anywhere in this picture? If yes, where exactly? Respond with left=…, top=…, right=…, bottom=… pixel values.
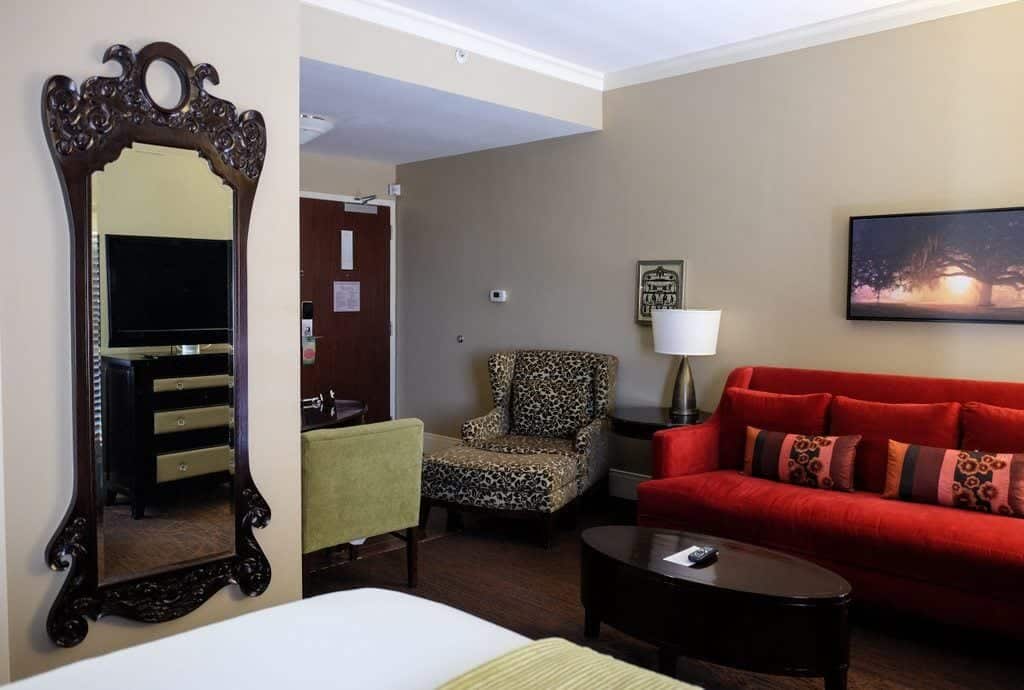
left=301, top=4, right=602, bottom=131
left=0, top=329, right=8, bottom=684
left=396, top=4, right=1024, bottom=461
left=300, top=151, right=395, bottom=198
left=0, top=0, right=301, bottom=679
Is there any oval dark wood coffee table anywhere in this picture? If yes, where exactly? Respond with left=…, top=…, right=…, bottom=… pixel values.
left=581, top=526, right=852, bottom=689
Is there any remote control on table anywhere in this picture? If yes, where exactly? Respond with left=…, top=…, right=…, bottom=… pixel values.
left=688, top=546, right=719, bottom=566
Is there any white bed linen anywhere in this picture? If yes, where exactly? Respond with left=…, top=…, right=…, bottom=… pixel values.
left=13, top=588, right=529, bottom=689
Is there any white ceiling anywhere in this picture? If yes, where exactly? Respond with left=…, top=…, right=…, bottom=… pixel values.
left=309, top=0, right=1013, bottom=89
left=300, top=58, right=593, bottom=164
left=300, top=0, right=1007, bottom=162
left=377, top=0, right=906, bottom=73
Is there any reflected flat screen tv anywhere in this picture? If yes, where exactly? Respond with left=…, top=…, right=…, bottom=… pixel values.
left=105, top=235, right=233, bottom=347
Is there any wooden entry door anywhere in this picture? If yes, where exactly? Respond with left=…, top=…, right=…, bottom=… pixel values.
left=300, top=197, right=391, bottom=423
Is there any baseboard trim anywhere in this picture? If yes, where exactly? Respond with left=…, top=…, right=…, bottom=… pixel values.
left=609, top=469, right=651, bottom=501
left=423, top=432, right=460, bottom=454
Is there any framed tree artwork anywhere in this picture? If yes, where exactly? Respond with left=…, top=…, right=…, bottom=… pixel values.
left=636, top=260, right=685, bottom=325
left=848, top=207, right=1024, bottom=324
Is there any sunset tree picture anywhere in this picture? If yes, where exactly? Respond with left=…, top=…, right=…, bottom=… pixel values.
left=848, top=209, right=1024, bottom=323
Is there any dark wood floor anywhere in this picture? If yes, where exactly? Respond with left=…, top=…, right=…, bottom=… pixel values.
left=307, top=500, right=1021, bottom=689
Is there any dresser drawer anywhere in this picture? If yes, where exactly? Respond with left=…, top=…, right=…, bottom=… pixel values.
left=153, top=374, right=233, bottom=393
left=153, top=386, right=232, bottom=411
left=156, top=445, right=234, bottom=483
left=154, top=427, right=231, bottom=454
left=154, top=405, right=233, bottom=434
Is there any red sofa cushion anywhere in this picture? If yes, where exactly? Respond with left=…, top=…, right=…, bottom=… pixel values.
left=962, top=402, right=1024, bottom=453
left=884, top=441, right=1024, bottom=518
left=719, top=389, right=832, bottom=470
left=829, top=396, right=960, bottom=493
left=743, top=427, right=860, bottom=491
left=637, top=470, right=1024, bottom=599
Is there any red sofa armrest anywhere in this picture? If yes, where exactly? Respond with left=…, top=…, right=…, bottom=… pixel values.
left=652, top=416, right=722, bottom=479
left=649, top=366, right=751, bottom=479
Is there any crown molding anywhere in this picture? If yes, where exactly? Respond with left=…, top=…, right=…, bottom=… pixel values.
left=305, top=0, right=1015, bottom=94
left=605, top=0, right=1017, bottom=91
left=303, top=0, right=604, bottom=91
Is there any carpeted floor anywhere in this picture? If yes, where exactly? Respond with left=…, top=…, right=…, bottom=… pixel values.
left=307, top=500, right=1022, bottom=690
left=99, top=478, right=234, bottom=584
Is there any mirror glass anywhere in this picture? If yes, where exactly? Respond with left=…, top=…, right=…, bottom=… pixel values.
left=91, top=143, right=235, bottom=585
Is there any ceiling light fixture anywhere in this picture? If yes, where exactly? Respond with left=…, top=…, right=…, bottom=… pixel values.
left=300, top=113, right=334, bottom=145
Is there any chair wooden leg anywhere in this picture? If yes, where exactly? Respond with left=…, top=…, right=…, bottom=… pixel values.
left=564, top=499, right=579, bottom=529
left=446, top=507, right=464, bottom=532
left=540, top=512, right=557, bottom=548
left=419, top=498, right=432, bottom=531
left=406, top=526, right=418, bottom=588
left=301, top=553, right=313, bottom=598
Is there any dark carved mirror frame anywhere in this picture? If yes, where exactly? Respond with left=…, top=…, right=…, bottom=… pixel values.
left=41, top=41, right=271, bottom=647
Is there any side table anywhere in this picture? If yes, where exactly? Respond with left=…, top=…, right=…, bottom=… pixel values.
left=609, top=406, right=711, bottom=440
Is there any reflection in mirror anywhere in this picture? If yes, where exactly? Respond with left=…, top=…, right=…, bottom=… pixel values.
left=92, top=144, right=235, bottom=585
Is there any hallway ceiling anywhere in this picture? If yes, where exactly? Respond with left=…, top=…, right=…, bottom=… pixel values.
left=300, top=59, right=593, bottom=164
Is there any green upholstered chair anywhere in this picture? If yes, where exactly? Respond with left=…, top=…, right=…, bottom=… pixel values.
left=301, top=418, right=424, bottom=591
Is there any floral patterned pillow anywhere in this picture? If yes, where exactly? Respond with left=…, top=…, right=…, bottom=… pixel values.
left=743, top=426, right=861, bottom=491
left=885, top=441, right=1024, bottom=517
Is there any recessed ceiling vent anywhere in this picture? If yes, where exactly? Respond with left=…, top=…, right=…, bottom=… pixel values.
left=300, top=113, right=334, bottom=145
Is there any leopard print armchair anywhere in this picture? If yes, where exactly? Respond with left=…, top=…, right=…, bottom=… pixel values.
left=461, top=350, right=618, bottom=491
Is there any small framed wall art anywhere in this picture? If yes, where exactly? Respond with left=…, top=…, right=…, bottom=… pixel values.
left=636, top=259, right=685, bottom=325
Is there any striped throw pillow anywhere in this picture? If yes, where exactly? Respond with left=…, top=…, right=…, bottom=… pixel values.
left=743, top=427, right=861, bottom=491
left=885, top=441, right=1024, bottom=517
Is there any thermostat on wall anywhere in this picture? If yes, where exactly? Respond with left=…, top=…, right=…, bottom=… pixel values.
left=489, top=289, right=508, bottom=303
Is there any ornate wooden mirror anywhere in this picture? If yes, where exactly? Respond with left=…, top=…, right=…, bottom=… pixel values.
left=41, top=41, right=270, bottom=647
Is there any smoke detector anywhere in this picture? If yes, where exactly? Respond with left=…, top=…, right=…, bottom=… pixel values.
left=300, top=113, right=334, bottom=145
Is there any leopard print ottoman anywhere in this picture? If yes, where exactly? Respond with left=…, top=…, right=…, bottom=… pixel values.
left=422, top=444, right=580, bottom=514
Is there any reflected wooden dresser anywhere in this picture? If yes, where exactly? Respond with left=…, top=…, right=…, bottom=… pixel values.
left=101, top=353, right=234, bottom=519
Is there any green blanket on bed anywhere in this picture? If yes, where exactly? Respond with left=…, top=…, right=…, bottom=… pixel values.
left=438, top=638, right=700, bottom=689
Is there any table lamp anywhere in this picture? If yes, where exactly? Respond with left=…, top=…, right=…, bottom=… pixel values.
left=651, top=309, right=722, bottom=422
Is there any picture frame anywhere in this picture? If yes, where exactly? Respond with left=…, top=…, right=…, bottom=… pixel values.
left=847, top=207, right=1024, bottom=325
left=636, top=259, right=685, bottom=325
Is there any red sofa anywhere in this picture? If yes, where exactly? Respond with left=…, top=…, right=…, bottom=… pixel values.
left=637, top=366, right=1024, bottom=635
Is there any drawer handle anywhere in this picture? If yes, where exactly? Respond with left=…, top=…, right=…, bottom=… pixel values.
left=178, top=463, right=189, bottom=473
left=175, top=381, right=185, bottom=390
left=176, top=418, right=186, bottom=427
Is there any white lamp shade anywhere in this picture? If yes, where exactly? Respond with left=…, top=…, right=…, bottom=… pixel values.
left=652, top=309, right=721, bottom=356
